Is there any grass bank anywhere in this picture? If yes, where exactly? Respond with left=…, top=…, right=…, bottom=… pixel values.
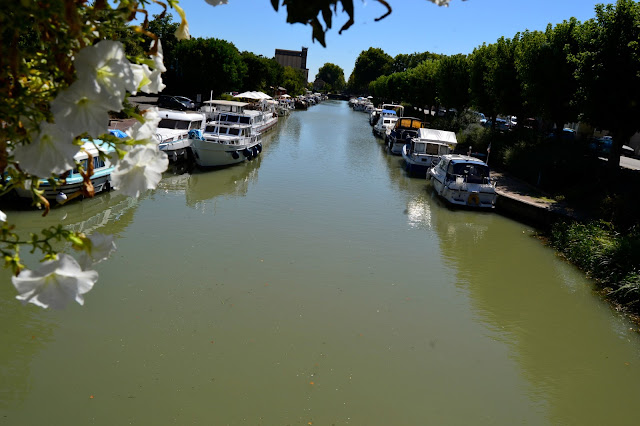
left=549, top=221, right=640, bottom=319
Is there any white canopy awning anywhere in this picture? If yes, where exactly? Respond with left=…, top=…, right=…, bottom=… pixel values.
left=234, top=91, right=272, bottom=100
left=416, top=128, right=458, bottom=145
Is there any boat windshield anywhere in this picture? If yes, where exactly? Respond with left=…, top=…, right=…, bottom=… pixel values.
left=158, top=119, right=190, bottom=130
left=449, top=162, right=490, bottom=184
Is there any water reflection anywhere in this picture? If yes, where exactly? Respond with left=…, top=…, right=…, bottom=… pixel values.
left=185, top=157, right=262, bottom=208
left=430, top=202, right=640, bottom=424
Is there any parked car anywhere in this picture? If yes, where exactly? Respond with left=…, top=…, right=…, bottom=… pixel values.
left=157, top=95, right=193, bottom=111
left=173, top=96, right=195, bottom=109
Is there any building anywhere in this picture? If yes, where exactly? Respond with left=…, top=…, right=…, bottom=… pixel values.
left=275, top=47, right=309, bottom=82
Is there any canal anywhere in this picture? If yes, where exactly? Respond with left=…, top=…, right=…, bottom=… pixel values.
left=1, top=100, right=640, bottom=425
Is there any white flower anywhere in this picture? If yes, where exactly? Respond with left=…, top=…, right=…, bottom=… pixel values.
left=77, top=232, right=117, bottom=269
left=111, top=144, right=168, bottom=198
left=151, top=40, right=167, bottom=73
left=126, top=107, right=161, bottom=142
left=0, top=210, right=6, bottom=222
left=13, top=122, right=78, bottom=177
left=130, top=40, right=166, bottom=95
left=12, top=254, right=98, bottom=309
left=74, top=40, right=134, bottom=110
left=205, top=0, right=229, bottom=5
left=50, top=78, right=111, bottom=137
left=174, top=4, right=191, bottom=40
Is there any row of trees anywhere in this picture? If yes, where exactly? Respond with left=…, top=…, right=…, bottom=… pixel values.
left=122, top=15, right=308, bottom=98
left=353, top=0, right=640, bottom=169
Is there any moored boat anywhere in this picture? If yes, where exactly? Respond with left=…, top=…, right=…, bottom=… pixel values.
left=155, top=110, right=206, bottom=162
left=14, top=139, right=117, bottom=204
left=387, top=117, right=425, bottom=155
left=402, top=128, right=457, bottom=175
left=428, top=154, right=497, bottom=208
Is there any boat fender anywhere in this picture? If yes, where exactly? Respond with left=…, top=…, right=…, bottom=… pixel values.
left=231, top=151, right=240, bottom=160
left=252, top=146, right=259, bottom=157
left=256, top=143, right=262, bottom=153
left=242, top=148, right=252, bottom=158
left=56, top=192, right=68, bottom=204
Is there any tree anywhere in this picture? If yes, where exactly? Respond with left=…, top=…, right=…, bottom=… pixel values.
left=492, top=35, right=524, bottom=118
left=516, top=20, right=581, bottom=135
left=574, top=0, right=640, bottom=170
left=240, top=52, right=284, bottom=93
left=349, top=47, right=394, bottom=94
left=435, top=54, right=470, bottom=112
left=316, top=63, right=346, bottom=92
left=408, top=60, right=439, bottom=108
left=282, top=66, right=307, bottom=96
left=391, top=52, right=442, bottom=73
left=470, top=43, right=498, bottom=124
left=173, top=37, right=247, bottom=98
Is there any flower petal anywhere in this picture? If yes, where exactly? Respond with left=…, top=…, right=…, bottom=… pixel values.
left=13, top=123, right=78, bottom=177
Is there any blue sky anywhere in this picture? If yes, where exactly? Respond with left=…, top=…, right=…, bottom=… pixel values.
left=170, top=0, right=608, bottom=81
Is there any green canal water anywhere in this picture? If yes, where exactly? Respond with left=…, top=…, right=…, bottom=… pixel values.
left=1, top=100, right=640, bottom=425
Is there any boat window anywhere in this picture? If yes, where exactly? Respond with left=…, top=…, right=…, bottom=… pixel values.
left=452, top=163, right=490, bottom=183
left=72, top=159, right=89, bottom=174
left=189, top=121, right=202, bottom=130
left=227, top=115, right=239, bottom=123
left=426, top=143, right=439, bottom=155
left=228, top=128, right=240, bottom=136
left=413, top=143, right=426, bottom=154
left=158, top=118, right=176, bottom=129
left=438, top=145, right=450, bottom=155
left=239, top=117, right=250, bottom=124
left=94, top=157, right=105, bottom=168
left=175, top=120, right=189, bottom=130
left=205, top=125, right=217, bottom=133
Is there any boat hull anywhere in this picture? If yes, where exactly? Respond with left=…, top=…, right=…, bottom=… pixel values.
left=191, top=139, right=262, bottom=168
left=428, top=173, right=497, bottom=208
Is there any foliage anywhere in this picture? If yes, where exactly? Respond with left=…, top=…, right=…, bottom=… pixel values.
left=573, top=0, right=640, bottom=169
left=349, top=47, right=394, bottom=94
left=391, top=52, right=442, bottom=73
left=435, top=54, right=470, bottom=112
left=173, top=37, right=247, bottom=98
left=316, top=63, right=346, bottom=92
left=282, top=66, right=307, bottom=96
left=516, top=19, right=580, bottom=133
left=271, top=0, right=452, bottom=47
left=550, top=221, right=640, bottom=313
left=240, top=52, right=284, bottom=93
left=469, top=43, right=498, bottom=122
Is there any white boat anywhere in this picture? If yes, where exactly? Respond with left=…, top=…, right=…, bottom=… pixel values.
left=201, top=99, right=278, bottom=135
left=191, top=120, right=262, bottom=168
left=402, top=128, right=457, bottom=175
left=372, top=111, right=398, bottom=137
left=155, top=110, right=206, bottom=162
left=428, top=154, right=497, bottom=208
left=380, top=103, right=404, bottom=118
left=15, top=139, right=116, bottom=203
left=387, top=117, right=425, bottom=155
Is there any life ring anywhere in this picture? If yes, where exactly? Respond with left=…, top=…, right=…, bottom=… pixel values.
left=467, top=193, right=480, bottom=206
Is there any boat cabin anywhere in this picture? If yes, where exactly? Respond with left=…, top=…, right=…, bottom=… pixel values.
left=436, top=155, right=491, bottom=184
left=381, top=103, right=404, bottom=117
